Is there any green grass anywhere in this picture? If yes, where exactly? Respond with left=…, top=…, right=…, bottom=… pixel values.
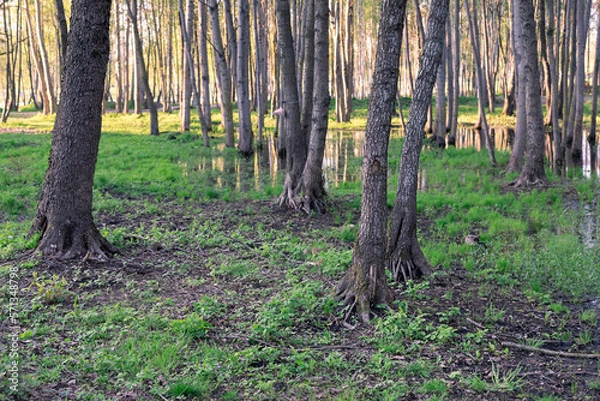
left=2, top=99, right=600, bottom=400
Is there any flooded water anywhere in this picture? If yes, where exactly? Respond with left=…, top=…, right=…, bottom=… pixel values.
left=178, top=127, right=600, bottom=193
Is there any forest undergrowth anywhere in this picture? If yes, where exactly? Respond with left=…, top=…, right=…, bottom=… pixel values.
left=1, top=106, right=600, bottom=399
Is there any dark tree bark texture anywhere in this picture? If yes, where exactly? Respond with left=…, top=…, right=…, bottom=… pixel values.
left=510, top=0, right=548, bottom=186
left=277, top=0, right=307, bottom=207
left=30, top=0, right=116, bottom=260
left=388, top=0, right=449, bottom=282
left=336, top=0, right=408, bottom=324
left=298, top=0, right=329, bottom=214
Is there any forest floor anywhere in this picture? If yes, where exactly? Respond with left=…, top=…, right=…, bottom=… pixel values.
left=2, top=104, right=600, bottom=399
left=2, top=195, right=600, bottom=400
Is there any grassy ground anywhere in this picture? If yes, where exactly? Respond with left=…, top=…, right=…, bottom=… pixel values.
left=1, top=101, right=600, bottom=400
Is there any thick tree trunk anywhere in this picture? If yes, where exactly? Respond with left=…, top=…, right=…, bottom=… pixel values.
left=298, top=0, right=329, bottom=214
left=277, top=0, right=307, bottom=207
left=237, top=0, right=254, bottom=156
left=508, top=0, right=527, bottom=172
left=388, top=0, right=449, bottom=283
left=336, top=0, right=408, bottom=324
left=511, top=0, right=549, bottom=186
left=30, top=0, right=116, bottom=260
left=208, top=0, right=235, bottom=147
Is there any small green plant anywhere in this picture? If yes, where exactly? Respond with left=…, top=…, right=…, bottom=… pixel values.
left=28, top=272, right=69, bottom=304
left=463, top=363, right=523, bottom=393
left=580, top=309, right=598, bottom=326
left=484, top=302, right=505, bottom=324
left=575, top=329, right=594, bottom=346
left=170, top=313, right=212, bottom=340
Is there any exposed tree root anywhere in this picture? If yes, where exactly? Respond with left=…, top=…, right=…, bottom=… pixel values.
left=32, top=220, right=117, bottom=261
left=297, top=179, right=327, bottom=215
left=508, top=174, right=548, bottom=188
left=388, top=244, right=432, bottom=283
left=335, top=263, right=393, bottom=325
left=278, top=180, right=300, bottom=209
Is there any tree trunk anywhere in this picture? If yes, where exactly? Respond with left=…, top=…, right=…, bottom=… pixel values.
left=570, top=0, right=592, bottom=164
left=253, top=0, right=267, bottom=148
left=54, top=0, right=69, bottom=79
left=434, top=39, right=447, bottom=139
left=179, top=0, right=210, bottom=147
left=450, top=0, right=460, bottom=141
left=508, top=0, right=527, bottom=172
left=33, top=0, right=57, bottom=113
left=208, top=0, right=235, bottom=147
left=30, top=0, right=116, bottom=261
left=23, top=0, right=52, bottom=115
left=2, top=3, right=15, bottom=123
left=336, top=0, right=408, bottom=324
left=179, top=0, right=192, bottom=131
left=388, top=0, right=449, bottom=283
left=589, top=0, right=600, bottom=146
left=277, top=0, right=307, bottom=207
left=464, top=0, right=497, bottom=166
left=223, top=0, right=237, bottom=103
left=198, top=0, right=212, bottom=129
left=510, top=0, right=549, bottom=186
left=547, top=0, right=563, bottom=168
left=237, top=0, right=253, bottom=156
left=300, top=0, right=315, bottom=145
left=298, top=0, right=329, bottom=213
left=126, top=0, right=159, bottom=136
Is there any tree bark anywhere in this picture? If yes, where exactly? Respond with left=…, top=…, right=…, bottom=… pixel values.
left=54, top=0, right=69, bottom=79
left=253, top=0, right=267, bottom=148
left=298, top=0, right=329, bottom=213
left=198, top=0, right=212, bottom=129
left=33, top=0, right=57, bottom=113
left=510, top=0, right=549, bottom=186
left=547, top=0, right=563, bottom=168
left=508, top=0, right=527, bottom=172
left=237, top=0, right=254, bottom=156
left=336, top=0, right=408, bottom=323
left=30, top=0, right=116, bottom=260
left=569, top=0, right=592, bottom=164
left=388, top=0, right=449, bottom=283
left=277, top=0, right=307, bottom=207
left=464, top=0, right=498, bottom=166
left=208, top=0, right=235, bottom=147
left=178, top=0, right=210, bottom=146
left=589, top=0, right=600, bottom=146
left=126, top=0, right=159, bottom=136
left=300, top=0, right=315, bottom=145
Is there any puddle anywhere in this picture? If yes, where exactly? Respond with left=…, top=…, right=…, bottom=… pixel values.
left=178, top=128, right=600, bottom=194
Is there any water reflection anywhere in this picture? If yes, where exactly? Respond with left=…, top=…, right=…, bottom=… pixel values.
left=178, top=128, right=600, bottom=193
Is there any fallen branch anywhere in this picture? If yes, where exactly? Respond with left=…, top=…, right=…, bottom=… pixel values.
left=501, top=341, right=600, bottom=359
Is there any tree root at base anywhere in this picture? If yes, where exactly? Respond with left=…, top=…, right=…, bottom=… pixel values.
left=508, top=176, right=548, bottom=188
left=33, top=223, right=117, bottom=261
left=335, top=264, right=393, bottom=325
